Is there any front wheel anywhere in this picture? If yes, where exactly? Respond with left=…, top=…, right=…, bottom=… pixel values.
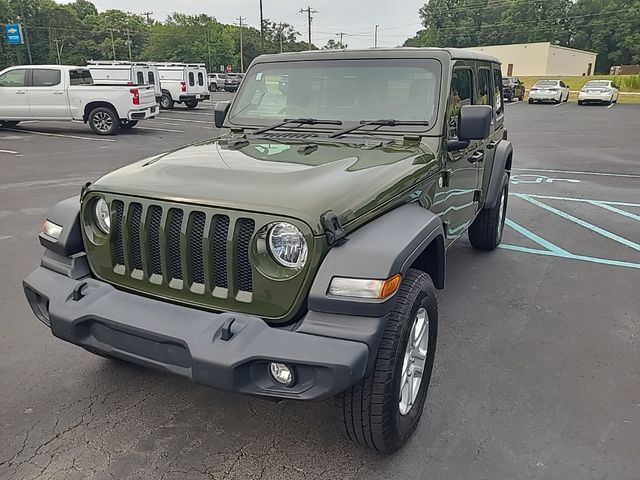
left=88, top=107, right=119, bottom=135
left=468, top=173, right=509, bottom=250
left=0, top=120, right=20, bottom=127
left=120, top=120, right=138, bottom=130
left=563, top=92, right=569, bottom=102
left=335, top=269, right=438, bottom=453
left=528, top=98, right=534, bottom=104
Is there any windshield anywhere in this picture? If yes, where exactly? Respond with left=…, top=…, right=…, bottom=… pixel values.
left=584, top=80, right=610, bottom=87
left=228, top=59, right=441, bottom=132
left=534, top=80, right=559, bottom=87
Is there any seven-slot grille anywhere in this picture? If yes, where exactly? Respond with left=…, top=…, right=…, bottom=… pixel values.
left=110, top=199, right=256, bottom=296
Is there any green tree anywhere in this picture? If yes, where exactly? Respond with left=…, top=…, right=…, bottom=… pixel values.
left=323, top=38, right=347, bottom=50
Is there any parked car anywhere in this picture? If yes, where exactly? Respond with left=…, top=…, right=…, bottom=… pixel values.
left=578, top=80, right=619, bottom=105
left=528, top=79, right=570, bottom=104
left=0, top=65, right=158, bottom=135
left=154, top=63, right=210, bottom=109
left=224, top=73, right=244, bottom=92
left=502, top=76, right=525, bottom=102
left=208, top=73, right=226, bottom=92
left=88, top=61, right=162, bottom=103
left=23, top=48, right=513, bottom=453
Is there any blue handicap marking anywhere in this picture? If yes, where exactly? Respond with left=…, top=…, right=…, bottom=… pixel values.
left=500, top=193, right=640, bottom=270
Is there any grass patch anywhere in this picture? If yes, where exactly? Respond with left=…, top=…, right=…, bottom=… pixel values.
left=519, top=75, right=640, bottom=93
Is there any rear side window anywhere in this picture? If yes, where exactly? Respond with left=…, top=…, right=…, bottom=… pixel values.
left=136, top=71, right=144, bottom=84
left=32, top=69, right=62, bottom=87
left=69, top=69, right=94, bottom=85
left=478, top=68, right=493, bottom=107
left=492, top=67, right=503, bottom=117
left=148, top=71, right=155, bottom=85
left=448, top=68, right=474, bottom=138
left=198, top=72, right=204, bottom=86
left=0, top=69, right=27, bottom=87
left=188, top=72, right=195, bottom=86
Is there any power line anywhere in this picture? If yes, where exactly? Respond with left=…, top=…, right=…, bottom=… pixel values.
left=299, top=6, right=317, bottom=50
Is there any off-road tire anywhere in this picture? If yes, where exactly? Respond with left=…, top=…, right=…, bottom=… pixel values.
left=469, top=172, right=509, bottom=250
left=335, top=269, right=438, bottom=453
left=88, top=107, right=119, bottom=135
left=185, top=100, right=198, bottom=109
left=120, top=120, right=138, bottom=130
left=0, top=120, right=20, bottom=127
left=160, top=93, right=174, bottom=110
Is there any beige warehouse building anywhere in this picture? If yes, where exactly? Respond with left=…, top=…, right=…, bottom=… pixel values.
left=465, top=42, right=597, bottom=76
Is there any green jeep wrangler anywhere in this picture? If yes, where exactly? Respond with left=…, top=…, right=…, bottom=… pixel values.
left=24, top=48, right=512, bottom=453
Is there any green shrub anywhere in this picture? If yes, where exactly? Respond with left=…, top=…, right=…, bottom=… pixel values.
left=620, top=74, right=640, bottom=91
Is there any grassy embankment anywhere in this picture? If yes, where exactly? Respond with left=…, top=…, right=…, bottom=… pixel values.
left=518, top=74, right=640, bottom=104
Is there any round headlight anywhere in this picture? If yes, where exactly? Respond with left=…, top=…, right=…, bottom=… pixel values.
left=94, top=198, right=110, bottom=234
left=267, top=222, right=308, bottom=268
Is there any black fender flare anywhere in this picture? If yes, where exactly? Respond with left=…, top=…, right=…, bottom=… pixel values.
left=308, top=202, right=445, bottom=318
left=482, top=140, right=513, bottom=209
left=39, top=196, right=84, bottom=257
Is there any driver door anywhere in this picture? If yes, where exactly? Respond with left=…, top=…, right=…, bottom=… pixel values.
left=0, top=68, right=29, bottom=118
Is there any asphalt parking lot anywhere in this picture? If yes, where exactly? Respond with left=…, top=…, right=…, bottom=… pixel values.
left=1, top=96, right=639, bottom=480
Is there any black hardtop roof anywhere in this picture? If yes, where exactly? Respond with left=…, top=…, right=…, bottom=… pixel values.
left=253, top=47, right=500, bottom=65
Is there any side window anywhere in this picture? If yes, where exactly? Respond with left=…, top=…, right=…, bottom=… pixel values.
left=0, top=69, right=27, bottom=87
left=32, top=69, right=62, bottom=87
left=148, top=71, right=155, bottom=85
left=136, top=71, right=145, bottom=84
left=560, top=81, right=566, bottom=88
left=448, top=68, right=473, bottom=138
left=188, top=72, right=195, bottom=86
left=197, top=72, right=204, bottom=86
left=69, top=69, right=94, bottom=85
left=478, top=68, right=493, bottom=107
left=492, top=67, right=503, bottom=117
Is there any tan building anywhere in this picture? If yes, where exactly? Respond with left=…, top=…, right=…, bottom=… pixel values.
left=464, top=42, right=597, bottom=77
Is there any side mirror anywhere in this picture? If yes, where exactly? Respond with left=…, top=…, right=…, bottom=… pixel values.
left=214, top=101, right=231, bottom=129
left=458, top=105, right=492, bottom=141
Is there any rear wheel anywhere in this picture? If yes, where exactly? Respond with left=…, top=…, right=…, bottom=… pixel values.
left=0, top=120, right=20, bottom=127
left=528, top=98, right=534, bottom=104
left=88, top=107, right=119, bottom=135
left=335, top=269, right=438, bottom=453
left=160, top=93, right=174, bottom=110
left=578, top=100, right=584, bottom=105
left=185, top=99, right=198, bottom=109
left=468, top=172, right=509, bottom=250
left=519, top=92, right=524, bottom=101
left=120, top=120, right=138, bottom=130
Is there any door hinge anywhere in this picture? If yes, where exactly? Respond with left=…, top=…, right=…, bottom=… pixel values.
left=473, top=189, right=482, bottom=202
left=441, top=170, right=451, bottom=188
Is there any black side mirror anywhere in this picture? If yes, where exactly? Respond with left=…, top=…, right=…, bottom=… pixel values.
left=458, top=105, right=492, bottom=141
left=214, top=101, right=231, bottom=129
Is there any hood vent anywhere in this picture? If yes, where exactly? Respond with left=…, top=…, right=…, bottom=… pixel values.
left=260, top=132, right=319, bottom=140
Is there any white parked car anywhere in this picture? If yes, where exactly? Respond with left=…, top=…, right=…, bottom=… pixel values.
left=208, top=73, right=226, bottom=92
left=154, top=63, right=210, bottom=109
left=88, top=61, right=162, bottom=103
left=578, top=80, right=619, bottom=105
left=528, top=79, right=570, bottom=104
left=0, top=65, right=158, bottom=135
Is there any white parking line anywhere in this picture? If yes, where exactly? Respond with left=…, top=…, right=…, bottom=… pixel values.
left=513, top=168, right=640, bottom=179
left=0, top=149, right=18, bottom=154
left=168, top=111, right=214, bottom=116
left=136, top=126, right=185, bottom=133
left=154, top=117, right=212, bottom=124
left=553, top=102, right=563, bottom=107
left=2, top=128, right=116, bottom=142
left=607, top=103, right=615, bottom=109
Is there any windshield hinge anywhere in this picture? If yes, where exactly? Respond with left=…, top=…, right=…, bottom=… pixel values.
left=322, top=211, right=348, bottom=247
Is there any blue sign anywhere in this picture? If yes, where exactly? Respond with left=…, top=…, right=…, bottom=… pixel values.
left=5, top=23, right=24, bottom=45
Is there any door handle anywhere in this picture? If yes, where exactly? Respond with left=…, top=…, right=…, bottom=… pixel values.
left=53, top=91, right=64, bottom=95
left=15, top=90, right=26, bottom=95
left=486, top=140, right=500, bottom=149
left=468, top=151, right=484, bottom=163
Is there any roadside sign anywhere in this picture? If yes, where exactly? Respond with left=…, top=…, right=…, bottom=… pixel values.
left=220, top=64, right=225, bottom=72
left=5, top=23, right=24, bottom=45
left=226, top=64, right=233, bottom=73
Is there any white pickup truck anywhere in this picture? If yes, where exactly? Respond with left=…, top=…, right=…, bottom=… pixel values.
left=0, top=65, right=158, bottom=135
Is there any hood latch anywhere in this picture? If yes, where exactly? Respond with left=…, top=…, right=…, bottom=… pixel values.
left=322, top=211, right=348, bottom=247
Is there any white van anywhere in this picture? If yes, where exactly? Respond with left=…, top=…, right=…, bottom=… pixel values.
left=88, top=61, right=162, bottom=103
left=154, top=63, right=210, bottom=109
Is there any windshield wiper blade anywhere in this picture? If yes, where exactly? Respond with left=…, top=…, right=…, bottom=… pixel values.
left=328, top=119, right=430, bottom=138
left=253, top=118, right=342, bottom=135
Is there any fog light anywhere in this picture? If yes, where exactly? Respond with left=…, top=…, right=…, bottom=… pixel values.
left=269, top=362, right=295, bottom=386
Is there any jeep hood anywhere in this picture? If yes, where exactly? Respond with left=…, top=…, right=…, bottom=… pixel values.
left=90, top=138, right=439, bottom=234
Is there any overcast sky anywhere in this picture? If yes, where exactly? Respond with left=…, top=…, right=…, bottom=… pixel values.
left=59, top=0, right=426, bottom=49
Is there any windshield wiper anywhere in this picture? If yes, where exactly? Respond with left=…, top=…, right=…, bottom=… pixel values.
left=253, top=118, right=342, bottom=135
left=328, top=119, right=430, bottom=138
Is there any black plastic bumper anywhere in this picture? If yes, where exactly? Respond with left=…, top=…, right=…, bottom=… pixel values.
left=23, top=266, right=374, bottom=400
left=179, top=94, right=210, bottom=102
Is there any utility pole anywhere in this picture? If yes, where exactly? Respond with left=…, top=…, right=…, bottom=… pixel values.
left=236, top=16, right=246, bottom=72
left=259, top=0, right=265, bottom=53
left=299, top=6, right=317, bottom=50
left=18, top=3, right=33, bottom=64
left=278, top=23, right=284, bottom=53
left=141, top=12, right=153, bottom=24
left=54, top=39, right=61, bottom=64
left=110, top=29, right=116, bottom=60
left=336, top=32, right=346, bottom=48
left=126, top=29, right=132, bottom=60
left=374, top=24, right=379, bottom=48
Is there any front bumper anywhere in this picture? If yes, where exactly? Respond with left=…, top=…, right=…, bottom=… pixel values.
left=578, top=92, right=613, bottom=102
left=128, top=104, right=158, bottom=120
left=528, top=91, right=562, bottom=102
left=23, top=266, right=370, bottom=401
